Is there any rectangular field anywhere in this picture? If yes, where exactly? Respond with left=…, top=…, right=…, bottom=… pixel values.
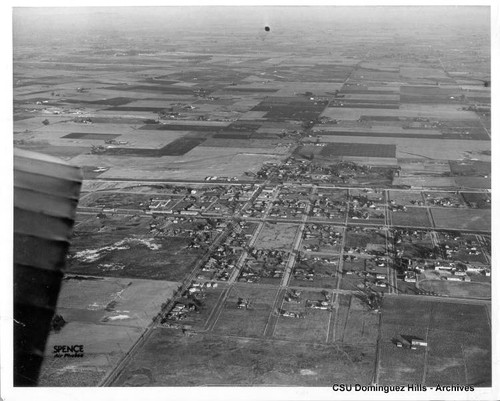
left=38, top=277, right=179, bottom=386
left=253, top=222, right=300, bottom=251
left=273, top=308, right=330, bottom=343
left=378, top=297, right=491, bottom=386
left=430, top=208, right=490, bottom=231
left=212, top=285, right=278, bottom=338
left=113, top=330, right=376, bottom=386
left=62, top=132, right=121, bottom=140
left=320, top=143, right=396, bottom=158
left=390, top=207, right=432, bottom=228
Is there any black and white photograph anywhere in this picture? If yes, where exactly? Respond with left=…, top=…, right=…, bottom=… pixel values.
left=4, top=2, right=497, bottom=400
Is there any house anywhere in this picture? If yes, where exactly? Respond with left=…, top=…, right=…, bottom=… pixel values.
left=411, top=338, right=428, bottom=347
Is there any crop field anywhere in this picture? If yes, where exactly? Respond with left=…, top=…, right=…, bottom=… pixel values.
left=449, top=160, right=491, bottom=176
left=73, top=150, right=284, bottom=181
left=320, top=143, right=396, bottom=158
left=13, top=6, right=491, bottom=390
left=430, top=208, right=490, bottom=231
left=393, top=176, right=457, bottom=188
left=317, top=135, right=490, bottom=161
left=253, top=222, right=300, bottom=250
left=62, top=132, right=121, bottom=140
left=399, top=160, right=452, bottom=175
left=389, top=207, right=432, bottom=228
left=377, top=296, right=491, bottom=386
left=454, top=176, right=491, bottom=189
left=212, top=285, right=278, bottom=337
left=103, top=137, right=207, bottom=157
left=418, top=280, right=490, bottom=299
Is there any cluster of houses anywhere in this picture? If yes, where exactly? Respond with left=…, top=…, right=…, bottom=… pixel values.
left=238, top=249, right=288, bottom=283
left=394, top=336, right=428, bottom=350
left=284, top=289, right=302, bottom=303
left=309, top=196, right=346, bottom=220
left=146, top=185, right=259, bottom=217
left=199, top=244, right=241, bottom=281
left=424, top=193, right=464, bottom=208
left=241, top=186, right=276, bottom=218
left=303, top=224, right=342, bottom=244
left=268, top=198, right=308, bottom=219
left=279, top=309, right=305, bottom=318
left=204, top=176, right=239, bottom=182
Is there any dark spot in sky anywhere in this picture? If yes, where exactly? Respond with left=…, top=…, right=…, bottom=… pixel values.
left=265, top=26, right=270, bottom=32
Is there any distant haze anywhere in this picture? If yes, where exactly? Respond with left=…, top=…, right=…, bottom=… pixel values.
left=13, top=6, right=490, bottom=44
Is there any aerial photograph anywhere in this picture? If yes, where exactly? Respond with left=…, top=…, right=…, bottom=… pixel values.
left=10, top=4, right=494, bottom=399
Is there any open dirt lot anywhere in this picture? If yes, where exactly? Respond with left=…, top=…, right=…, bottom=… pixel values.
left=377, top=296, right=491, bottom=386
left=418, top=280, right=490, bottom=299
left=113, top=330, right=375, bottom=386
left=212, top=285, right=278, bottom=337
left=430, top=208, right=490, bottom=231
left=253, top=222, right=300, bottom=251
left=38, top=277, right=179, bottom=386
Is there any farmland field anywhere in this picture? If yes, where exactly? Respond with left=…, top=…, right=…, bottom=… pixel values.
left=13, top=5, right=491, bottom=391
left=320, top=143, right=396, bottom=158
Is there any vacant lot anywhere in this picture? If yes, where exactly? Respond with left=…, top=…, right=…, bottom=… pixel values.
left=390, top=207, right=431, bottom=228
left=38, top=277, right=179, bottom=386
left=212, top=285, right=278, bottom=337
left=344, top=227, right=386, bottom=253
left=378, top=296, right=491, bottom=386
left=254, top=222, right=299, bottom=251
left=461, top=192, right=491, bottom=209
left=113, top=330, right=375, bottom=386
left=80, top=192, right=174, bottom=210
left=430, top=208, right=490, bottom=231
left=418, top=280, right=490, bottom=299
left=273, top=307, right=330, bottom=343
left=68, top=233, right=202, bottom=281
left=387, top=190, right=425, bottom=205
left=334, top=294, right=379, bottom=346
